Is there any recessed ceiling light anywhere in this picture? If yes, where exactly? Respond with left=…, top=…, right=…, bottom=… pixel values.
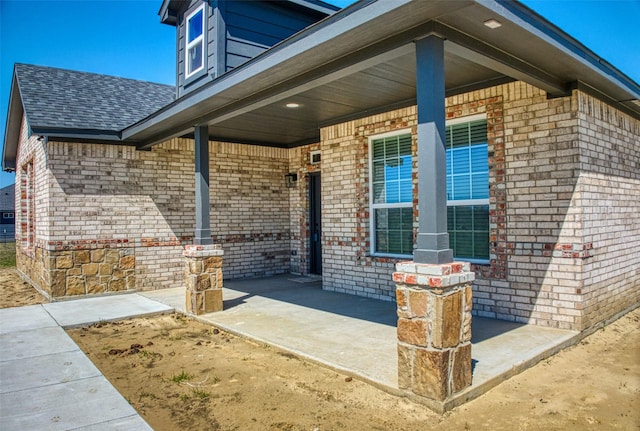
left=285, top=102, right=300, bottom=108
left=484, top=19, right=502, bottom=29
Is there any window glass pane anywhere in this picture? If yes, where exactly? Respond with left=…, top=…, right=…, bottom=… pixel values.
left=471, top=172, right=489, bottom=199
left=188, top=9, right=203, bottom=42
left=375, top=207, right=412, bottom=255
left=452, top=175, right=470, bottom=200
left=398, top=135, right=411, bottom=155
left=447, top=205, right=489, bottom=260
left=372, top=182, right=385, bottom=204
left=474, top=231, right=490, bottom=259
left=371, top=134, right=412, bottom=205
left=372, top=160, right=385, bottom=183
left=451, top=147, right=470, bottom=173
left=386, top=181, right=400, bottom=203
left=454, top=231, right=473, bottom=258
left=385, top=138, right=399, bottom=159
left=450, top=124, right=469, bottom=148
left=399, top=179, right=412, bottom=202
left=470, top=144, right=488, bottom=171
left=473, top=205, right=490, bottom=231
left=372, top=140, right=385, bottom=159
left=469, top=120, right=487, bottom=145
left=188, top=44, right=203, bottom=74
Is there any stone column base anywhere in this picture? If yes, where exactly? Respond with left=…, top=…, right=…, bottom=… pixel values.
left=394, top=261, right=474, bottom=403
left=183, top=244, right=224, bottom=315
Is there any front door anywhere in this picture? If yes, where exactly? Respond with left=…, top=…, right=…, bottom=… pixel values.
left=309, top=172, right=322, bottom=274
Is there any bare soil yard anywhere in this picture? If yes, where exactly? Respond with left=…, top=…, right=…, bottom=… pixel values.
left=68, top=308, right=639, bottom=431
left=1, top=243, right=637, bottom=430
left=0, top=266, right=46, bottom=308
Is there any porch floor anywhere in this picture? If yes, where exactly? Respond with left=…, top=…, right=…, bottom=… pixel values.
left=141, top=274, right=580, bottom=407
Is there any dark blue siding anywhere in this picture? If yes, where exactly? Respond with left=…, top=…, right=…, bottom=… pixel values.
left=176, top=0, right=330, bottom=95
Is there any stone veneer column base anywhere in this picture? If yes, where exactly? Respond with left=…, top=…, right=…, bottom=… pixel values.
left=183, top=244, right=224, bottom=315
left=393, top=261, right=474, bottom=405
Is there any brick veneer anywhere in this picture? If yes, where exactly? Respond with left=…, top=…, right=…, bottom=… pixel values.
left=13, top=81, right=638, bottom=330
left=318, top=82, right=639, bottom=330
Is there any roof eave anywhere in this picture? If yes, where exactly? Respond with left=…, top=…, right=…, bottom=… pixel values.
left=2, top=73, right=23, bottom=172
left=480, top=0, right=640, bottom=100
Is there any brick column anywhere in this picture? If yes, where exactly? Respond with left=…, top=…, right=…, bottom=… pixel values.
left=394, top=261, right=474, bottom=402
left=184, top=244, right=224, bottom=315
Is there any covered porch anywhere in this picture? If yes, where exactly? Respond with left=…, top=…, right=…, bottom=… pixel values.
left=141, top=275, right=578, bottom=411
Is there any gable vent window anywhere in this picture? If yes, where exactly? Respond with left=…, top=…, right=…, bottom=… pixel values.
left=186, top=4, right=205, bottom=78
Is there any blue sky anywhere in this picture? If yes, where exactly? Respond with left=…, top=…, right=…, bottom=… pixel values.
left=1, top=0, right=639, bottom=188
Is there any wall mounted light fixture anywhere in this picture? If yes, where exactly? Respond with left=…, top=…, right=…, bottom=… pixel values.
left=285, top=172, right=298, bottom=188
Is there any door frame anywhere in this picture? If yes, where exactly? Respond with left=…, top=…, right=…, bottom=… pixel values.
left=309, top=172, right=322, bottom=274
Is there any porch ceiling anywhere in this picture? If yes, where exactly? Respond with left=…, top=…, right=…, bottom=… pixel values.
left=125, top=0, right=640, bottom=149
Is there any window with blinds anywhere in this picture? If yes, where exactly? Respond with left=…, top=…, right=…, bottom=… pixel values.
left=368, top=118, right=489, bottom=261
left=370, top=133, right=413, bottom=256
left=445, top=118, right=489, bottom=262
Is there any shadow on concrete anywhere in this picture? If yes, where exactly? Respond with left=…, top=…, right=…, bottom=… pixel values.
left=223, top=275, right=397, bottom=327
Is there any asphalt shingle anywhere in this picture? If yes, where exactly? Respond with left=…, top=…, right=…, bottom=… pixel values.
left=15, top=64, right=176, bottom=133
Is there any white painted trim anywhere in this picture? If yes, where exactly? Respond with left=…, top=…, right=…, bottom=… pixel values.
left=447, top=198, right=490, bottom=206
left=185, top=4, right=206, bottom=79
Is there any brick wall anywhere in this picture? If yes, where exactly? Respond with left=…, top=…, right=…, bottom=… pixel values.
left=318, top=81, right=638, bottom=330
left=575, top=92, right=640, bottom=328
left=16, top=132, right=291, bottom=297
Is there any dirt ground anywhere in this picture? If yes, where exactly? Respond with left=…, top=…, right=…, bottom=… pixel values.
left=67, top=308, right=640, bottom=431
left=0, top=267, right=46, bottom=308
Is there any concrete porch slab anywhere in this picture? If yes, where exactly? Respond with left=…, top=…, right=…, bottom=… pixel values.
left=141, top=275, right=579, bottom=407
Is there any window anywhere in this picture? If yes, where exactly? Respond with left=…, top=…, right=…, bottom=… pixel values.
left=368, top=119, right=489, bottom=261
left=185, top=4, right=205, bottom=78
left=370, top=132, right=413, bottom=256
left=446, top=116, right=489, bottom=262
left=2, top=213, right=13, bottom=219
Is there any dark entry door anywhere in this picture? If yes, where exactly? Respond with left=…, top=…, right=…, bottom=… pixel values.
left=309, top=173, right=322, bottom=274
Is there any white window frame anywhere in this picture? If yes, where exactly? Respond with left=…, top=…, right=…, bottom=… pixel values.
left=185, top=4, right=205, bottom=79
left=446, top=113, right=490, bottom=264
left=369, top=128, right=413, bottom=259
left=2, top=213, right=13, bottom=219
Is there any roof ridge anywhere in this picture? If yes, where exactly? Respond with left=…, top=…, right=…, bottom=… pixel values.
left=14, top=63, right=176, bottom=90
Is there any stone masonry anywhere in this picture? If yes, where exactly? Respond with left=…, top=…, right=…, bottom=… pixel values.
left=394, top=261, right=474, bottom=404
left=184, top=244, right=224, bottom=315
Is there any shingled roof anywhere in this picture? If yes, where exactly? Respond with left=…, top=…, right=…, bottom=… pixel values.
left=15, top=64, right=175, bottom=133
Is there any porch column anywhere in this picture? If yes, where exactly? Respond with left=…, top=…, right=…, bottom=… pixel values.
left=184, top=125, right=224, bottom=315
left=393, top=35, right=473, bottom=409
left=414, top=35, right=452, bottom=265
left=194, top=125, right=212, bottom=245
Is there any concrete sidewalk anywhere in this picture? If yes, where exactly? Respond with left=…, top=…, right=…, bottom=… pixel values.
left=0, top=295, right=173, bottom=430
